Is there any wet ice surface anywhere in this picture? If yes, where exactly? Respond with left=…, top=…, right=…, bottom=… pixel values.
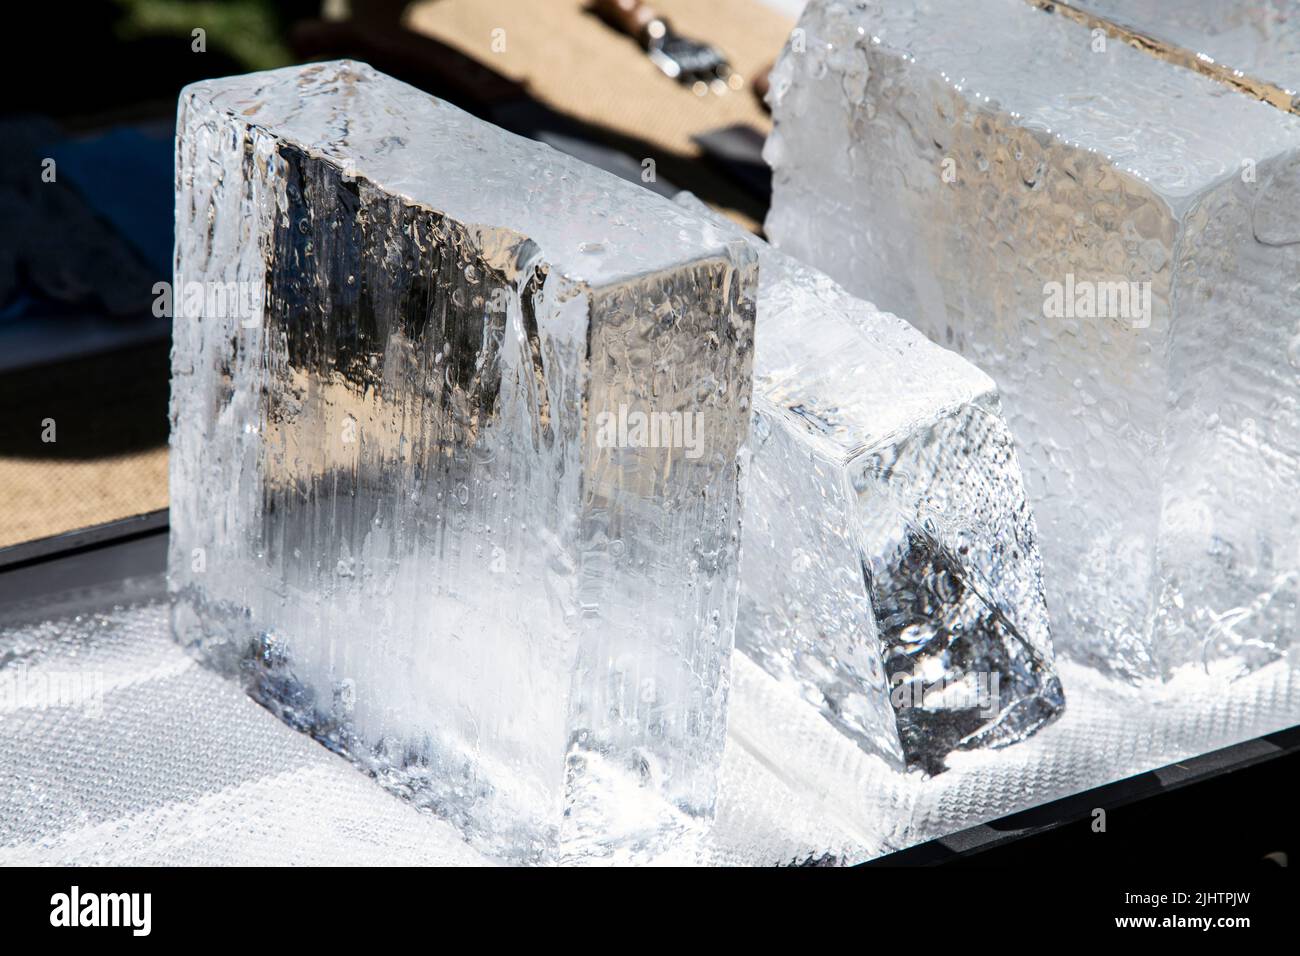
left=765, top=0, right=1300, bottom=684
left=1073, top=0, right=1300, bottom=98
left=170, top=61, right=756, bottom=860
left=676, top=194, right=1061, bottom=775
left=3, top=593, right=1296, bottom=865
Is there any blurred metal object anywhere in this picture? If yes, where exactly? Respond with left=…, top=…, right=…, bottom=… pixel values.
left=593, top=0, right=738, bottom=93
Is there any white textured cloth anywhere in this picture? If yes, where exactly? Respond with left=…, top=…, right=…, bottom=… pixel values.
left=2, top=586, right=1297, bottom=865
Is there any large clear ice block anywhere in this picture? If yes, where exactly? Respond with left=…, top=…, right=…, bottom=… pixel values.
left=765, top=0, right=1300, bottom=683
left=169, top=61, right=757, bottom=858
left=677, top=195, right=1062, bottom=774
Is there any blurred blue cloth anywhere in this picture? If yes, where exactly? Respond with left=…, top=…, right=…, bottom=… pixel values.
left=49, top=124, right=174, bottom=276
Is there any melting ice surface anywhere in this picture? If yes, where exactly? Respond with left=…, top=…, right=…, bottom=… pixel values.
left=1070, top=0, right=1300, bottom=101
left=765, top=0, right=1300, bottom=683
left=169, top=60, right=757, bottom=860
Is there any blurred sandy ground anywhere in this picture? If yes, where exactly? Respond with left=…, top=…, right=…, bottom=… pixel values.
left=406, top=0, right=791, bottom=168
left=0, top=343, right=170, bottom=548
left=1, top=453, right=169, bottom=548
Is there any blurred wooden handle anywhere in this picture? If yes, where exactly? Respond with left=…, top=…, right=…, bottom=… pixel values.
left=593, top=0, right=662, bottom=40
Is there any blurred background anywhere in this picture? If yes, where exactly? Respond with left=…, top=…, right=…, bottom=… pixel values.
left=0, top=0, right=802, bottom=550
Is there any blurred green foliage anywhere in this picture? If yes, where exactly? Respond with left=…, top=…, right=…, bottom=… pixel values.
left=112, top=0, right=294, bottom=71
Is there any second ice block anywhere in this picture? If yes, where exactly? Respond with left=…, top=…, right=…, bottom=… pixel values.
left=168, top=61, right=757, bottom=858
left=677, top=195, right=1062, bottom=774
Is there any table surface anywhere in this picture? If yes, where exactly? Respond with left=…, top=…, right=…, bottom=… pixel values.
left=3, top=516, right=1298, bottom=865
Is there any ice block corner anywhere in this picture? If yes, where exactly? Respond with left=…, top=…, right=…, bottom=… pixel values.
left=167, top=61, right=757, bottom=858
